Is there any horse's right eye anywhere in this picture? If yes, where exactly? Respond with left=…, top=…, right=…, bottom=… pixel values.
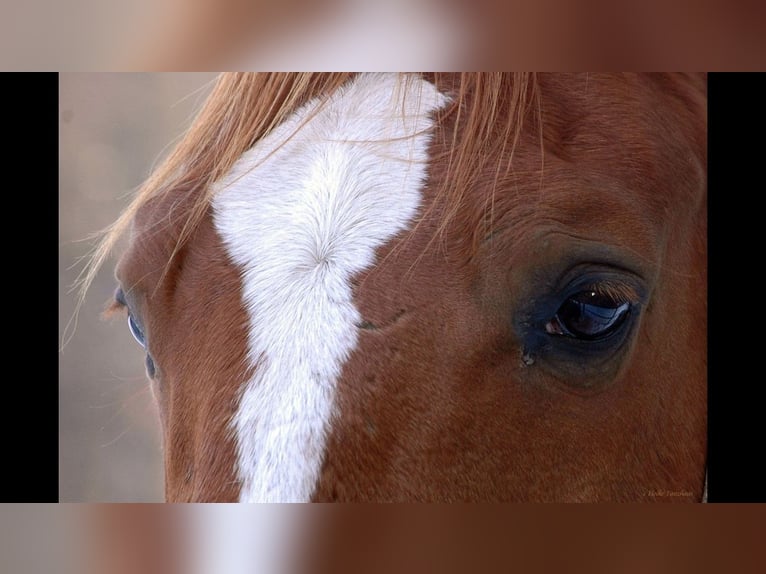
left=128, top=314, right=146, bottom=349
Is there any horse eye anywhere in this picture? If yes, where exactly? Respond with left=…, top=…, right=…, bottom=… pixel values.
left=128, top=314, right=146, bottom=349
left=545, top=291, right=630, bottom=340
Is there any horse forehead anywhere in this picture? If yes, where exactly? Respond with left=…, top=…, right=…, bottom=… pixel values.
left=210, top=73, right=449, bottom=502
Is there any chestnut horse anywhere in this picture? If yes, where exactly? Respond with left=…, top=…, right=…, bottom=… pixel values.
left=94, top=73, right=707, bottom=501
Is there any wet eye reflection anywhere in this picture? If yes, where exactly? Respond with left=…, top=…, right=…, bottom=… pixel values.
left=546, top=290, right=631, bottom=340
left=128, top=313, right=146, bottom=349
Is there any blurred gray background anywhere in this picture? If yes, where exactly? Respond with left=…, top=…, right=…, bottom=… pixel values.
left=59, top=73, right=218, bottom=501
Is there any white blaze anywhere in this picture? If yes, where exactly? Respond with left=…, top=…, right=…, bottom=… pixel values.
left=212, top=73, right=448, bottom=502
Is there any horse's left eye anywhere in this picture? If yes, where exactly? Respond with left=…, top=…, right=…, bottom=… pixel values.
left=128, top=314, right=146, bottom=349
left=545, top=291, right=630, bottom=340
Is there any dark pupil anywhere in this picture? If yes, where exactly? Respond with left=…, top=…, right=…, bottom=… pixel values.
left=556, top=291, right=630, bottom=340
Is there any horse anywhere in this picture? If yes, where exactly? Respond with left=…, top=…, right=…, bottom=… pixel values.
left=89, top=73, right=707, bottom=502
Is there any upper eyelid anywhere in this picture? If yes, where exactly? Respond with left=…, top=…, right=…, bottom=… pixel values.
left=114, top=287, right=128, bottom=307
left=580, top=281, right=640, bottom=304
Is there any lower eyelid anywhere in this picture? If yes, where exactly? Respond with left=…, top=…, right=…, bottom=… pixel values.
left=146, top=355, right=156, bottom=378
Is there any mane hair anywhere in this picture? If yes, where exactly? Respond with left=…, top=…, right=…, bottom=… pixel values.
left=78, top=73, right=539, bottom=302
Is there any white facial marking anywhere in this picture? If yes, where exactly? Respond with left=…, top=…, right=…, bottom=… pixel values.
left=212, top=73, right=448, bottom=502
